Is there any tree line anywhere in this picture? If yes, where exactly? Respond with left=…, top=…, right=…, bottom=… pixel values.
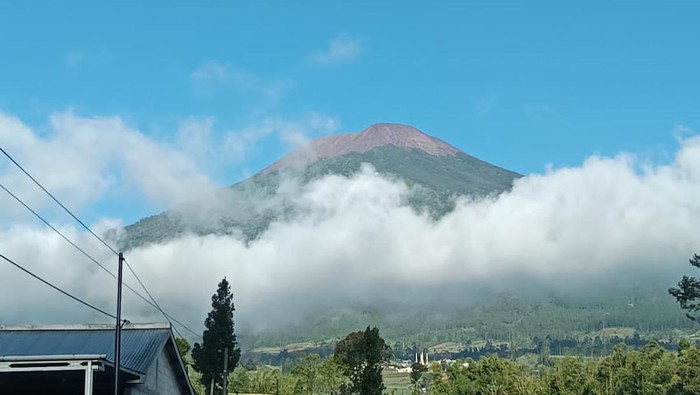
left=193, top=338, right=700, bottom=395
left=411, top=341, right=700, bottom=395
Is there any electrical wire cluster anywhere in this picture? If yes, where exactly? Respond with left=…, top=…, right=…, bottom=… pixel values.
left=0, top=146, right=201, bottom=340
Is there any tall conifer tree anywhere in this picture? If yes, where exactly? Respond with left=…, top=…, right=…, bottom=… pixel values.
left=192, top=277, right=241, bottom=390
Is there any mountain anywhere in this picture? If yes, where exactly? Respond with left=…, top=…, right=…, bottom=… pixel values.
left=119, top=123, right=521, bottom=250
left=260, top=123, right=460, bottom=174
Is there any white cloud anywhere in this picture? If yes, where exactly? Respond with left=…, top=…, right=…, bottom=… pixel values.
left=309, top=37, right=362, bottom=66
left=0, top=111, right=216, bottom=221
left=1, top=130, right=699, bottom=332
left=0, top=111, right=341, bottom=221
left=175, top=117, right=216, bottom=167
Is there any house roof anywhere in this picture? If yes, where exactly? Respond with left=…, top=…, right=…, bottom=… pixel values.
left=0, top=323, right=170, bottom=374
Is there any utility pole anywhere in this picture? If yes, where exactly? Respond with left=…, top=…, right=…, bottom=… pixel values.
left=223, top=347, right=229, bottom=395
left=114, top=252, right=124, bottom=395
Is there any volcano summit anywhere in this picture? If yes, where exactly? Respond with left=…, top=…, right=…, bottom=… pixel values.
left=120, top=123, right=521, bottom=249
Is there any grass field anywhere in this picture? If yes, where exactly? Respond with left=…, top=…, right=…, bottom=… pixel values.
left=429, top=341, right=464, bottom=353
left=383, top=371, right=411, bottom=394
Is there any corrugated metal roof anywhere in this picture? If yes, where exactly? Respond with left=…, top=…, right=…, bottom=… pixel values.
left=0, top=326, right=170, bottom=374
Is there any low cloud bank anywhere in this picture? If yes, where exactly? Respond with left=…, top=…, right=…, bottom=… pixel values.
left=1, top=112, right=699, bottom=335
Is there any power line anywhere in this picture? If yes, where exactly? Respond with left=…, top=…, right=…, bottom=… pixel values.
left=123, top=257, right=202, bottom=339
left=172, top=324, right=185, bottom=340
left=0, top=182, right=116, bottom=279
left=0, top=147, right=202, bottom=340
left=0, top=146, right=119, bottom=255
left=0, top=252, right=116, bottom=320
left=0, top=181, right=201, bottom=339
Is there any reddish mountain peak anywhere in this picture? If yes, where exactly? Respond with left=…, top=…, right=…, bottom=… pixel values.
left=356, top=123, right=460, bottom=157
left=260, top=123, right=461, bottom=174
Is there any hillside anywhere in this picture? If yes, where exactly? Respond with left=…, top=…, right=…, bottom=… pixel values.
left=239, top=285, right=698, bottom=362
left=119, top=123, right=520, bottom=250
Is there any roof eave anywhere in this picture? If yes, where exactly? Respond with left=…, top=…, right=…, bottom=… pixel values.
left=0, top=354, right=107, bottom=362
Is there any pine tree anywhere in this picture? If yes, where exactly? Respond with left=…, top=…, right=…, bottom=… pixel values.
left=192, top=277, right=241, bottom=391
left=669, top=253, right=700, bottom=321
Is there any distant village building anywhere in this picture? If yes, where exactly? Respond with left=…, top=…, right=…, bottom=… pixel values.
left=0, top=323, right=194, bottom=395
left=414, top=348, right=430, bottom=365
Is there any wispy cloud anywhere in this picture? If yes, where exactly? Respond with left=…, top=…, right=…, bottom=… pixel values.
left=191, top=61, right=230, bottom=83
left=671, top=123, right=693, bottom=139
left=175, top=117, right=216, bottom=168
left=191, top=61, right=292, bottom=106
left=62, top=49, right=111, bottom=71
left=164, top=113, right=341, bottom=175
left=223, top=113, right=340, bottom=162
left=309, top=36, right=362, bottom=66
left=63, top=51, right=88, bottom=70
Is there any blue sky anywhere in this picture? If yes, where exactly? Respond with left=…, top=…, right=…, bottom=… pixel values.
left=1, top=1, right=699, bottom=221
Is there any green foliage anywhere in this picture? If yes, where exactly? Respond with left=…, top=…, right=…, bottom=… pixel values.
left=245, top=366, right=297, bottom=394
left=192, top=277, right=241, bottom=391
left=254, top=367, right=277, bottom=393
left=175, top=336, right=192, bottom=362
left=669, top=253, right=700, bottom=321
left=417, top=341, right=700, bottom=395
left=187, top=368, right=207, bottom=395
left=335, top=326, right=391, bottom=395
left=544, top=356, right=590, bottom=394
left=410, top=363, right=428, bottom=385
left=675, top=343, right=700, bottom=393
left=291, top=354, right=321, bottom=394
left=468, top=354, right=525, bottom=394
left=430, top=363, right=453, bottom=395
left=228, top=356, right=346, bottom=395
left=229, top=367, right=251, bottom=393
left=319, top=355, right=349, bottom=394
left=227, top=340, right=700, bottom=395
